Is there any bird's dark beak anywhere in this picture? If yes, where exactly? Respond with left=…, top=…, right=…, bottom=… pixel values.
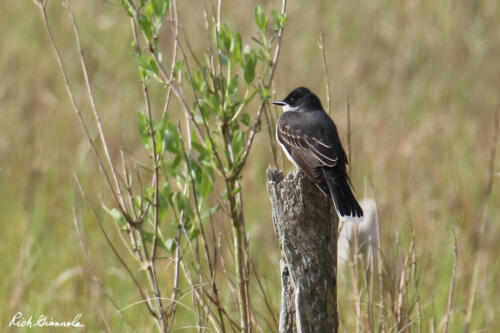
left=272, top=100, right=286, bottom=106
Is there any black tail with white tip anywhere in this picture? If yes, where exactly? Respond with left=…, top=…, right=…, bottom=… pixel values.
left=324, top=168, right=363, bottom=223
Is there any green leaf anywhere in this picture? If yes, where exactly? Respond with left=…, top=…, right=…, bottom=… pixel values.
left=157, top=193, right=168, bottom=220
left=154, top=129, right=164, bottom=155
left=132, top=53, right=159, bottom=81
left=189, top=227, right=200, bottom=240
left=257, top=48, right=270, bottom=63
left=173, top=193, right=193, bottom=219
left=163, top=122, right=180, bottom=153
left=243, top=46, right=257, bottom=84
left=231, top=186, right=242, bottom=196
left=261, top=85, right=271, bottom=100
left=198, top=101, right=211, bottom=120
left=142, top=230, right=153, bottom=243
left=231, top=129, right=245, bottom=159
left=271, top=10, right=287, bottom=31
left=240, top=113, right=251, bottom=126
left=147, top=57, right=159, bottom=77
left=162, top=183, right=173, bottom=203
left=194, top=113, right=204, bottom=124
left=119, top=0, right=135, bottom=17
left=254, top=5, right=268, bottom=32
left=200, top=205, right=220, bottom=220
left=198, top=172, right=212, bottom=199
left=165, top=238, right=176, bottom=252
left=152, top=0, right=170, bottom=18
left=191, top=140, right=208, bottom=156
left=219, top=51, right=229, bottom=67
left=145, top=2, right=154, bottom=19
left=228, top=74, right=239, bottom=97
left=192, top=70, right=204, bottom=92
left=136, top=111, right=152, bottom=151
left=200, top=159, right=217, bottom=173
left=218, top=23, right=232, bottom=53
left=104, top=207, right=127, bottom=226
left=205, top=136, right=214, bottom=155
left=173, top=60, right=184, bottom=78
left=133, top=196, right=143, bottom=212
left=231, top=32, right=242, bottom=63
left=279, top=12, right=288, bottom=30
left=138, top=15, right=153, bottom=41
left=132, top=53, right=148, bottom=70
left=206, top=93, right=221, bottom=113
left=142, top=231, right=173, bottom=252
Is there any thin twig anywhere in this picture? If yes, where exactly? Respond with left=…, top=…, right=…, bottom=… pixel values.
left=166, top=221, right=183, bottom=333
left=368, top=176, right=385, bottom=333
left=251, top=261, right=279, bottom=331
left=346, top=96, right=352, bottom=167
left=178, top=125, right=227, bottom=333
left=214, top=0, right=226, bottom=110
left=129, top=16, right=168, bottom=330
left=74, top=175, right=158, bottom=319
left=66, top=1, right=129, bottom=217
left=263, top=104, right=279, bottom=167
left=318, top=33, right=331, bottom=116
left=484, top=110, right=499, bottom=197
left=37, top=0, right=145, bottom=279
left=351, top=225, right=361, bottom=333
left=118, top=296, right=192, bottom=314
left=162, top=0, right=180, bottom=118
left=36, top=0, right=122, bottom=212
left=443, top=231, right=458, bottom=333
left=464, top=109, right=499, bottom=333
left=73, top=206, right=136, bottom=333
left=179, top=260, right=226, bottom=332
left=408, top=218, right=422, bottom=333
left=396, top=232, right=412, bottom=329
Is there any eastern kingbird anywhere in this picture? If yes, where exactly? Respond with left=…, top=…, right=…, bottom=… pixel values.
left=273, top=87, right=363, bottom=222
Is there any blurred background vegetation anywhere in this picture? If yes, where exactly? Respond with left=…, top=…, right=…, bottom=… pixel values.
left=1, top=0, right=499, bottom=332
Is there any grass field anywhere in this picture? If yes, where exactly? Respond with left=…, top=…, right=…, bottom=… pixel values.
left=1, top=0, right=499, bottom=332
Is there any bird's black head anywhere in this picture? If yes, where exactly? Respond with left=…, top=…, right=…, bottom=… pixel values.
left=272, top=87, right=323, bottom=111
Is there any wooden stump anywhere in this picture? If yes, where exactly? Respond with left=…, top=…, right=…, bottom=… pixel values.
left=267, top=167, right=338, bottom=333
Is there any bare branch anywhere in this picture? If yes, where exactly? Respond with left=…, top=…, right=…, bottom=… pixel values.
left=464, top=109, right=499, bottom=333
left=73, top=207, right=136, bottom=332
left=74, top=175, right=158, bottom=320
left=178, top=125, right=227, bottom=333
left=368, top=176, right=385, bottom=333
left=443, top=231, right=458, bottom=333
left=346, top=96, right=352, bottom=168
left=179, top=260, right=226, bottom=332
left=318, top=34, right=332, bottom=116
left=166, top=224, right=182, bottom=333
left=485, top=109, right=499, bottom=197
left=66, top=1, right=129, bottom=216
left=37, top=1, right=123, bottom=213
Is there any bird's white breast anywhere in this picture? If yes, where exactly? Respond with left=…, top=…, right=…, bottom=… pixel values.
left=276, top=126, right=299, bottom=168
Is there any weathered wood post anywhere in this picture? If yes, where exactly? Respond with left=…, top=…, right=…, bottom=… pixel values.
left=267, top=167, right=338, bottom=333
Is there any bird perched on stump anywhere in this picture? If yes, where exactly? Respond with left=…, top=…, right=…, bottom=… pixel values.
left=273, top=87, right=363, bottom=222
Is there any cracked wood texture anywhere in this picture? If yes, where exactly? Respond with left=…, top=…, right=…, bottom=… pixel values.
left=267, top=167, right=338, bottom=333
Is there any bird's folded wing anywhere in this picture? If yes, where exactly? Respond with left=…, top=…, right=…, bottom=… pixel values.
left=278, top=122, right=338, bottom=168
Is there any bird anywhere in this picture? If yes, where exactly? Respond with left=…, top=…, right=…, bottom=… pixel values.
left=272, top=87, right=363, bottom=222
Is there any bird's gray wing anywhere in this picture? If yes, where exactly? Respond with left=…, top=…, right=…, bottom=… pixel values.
left=277, top=114, right=339, bottom=171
